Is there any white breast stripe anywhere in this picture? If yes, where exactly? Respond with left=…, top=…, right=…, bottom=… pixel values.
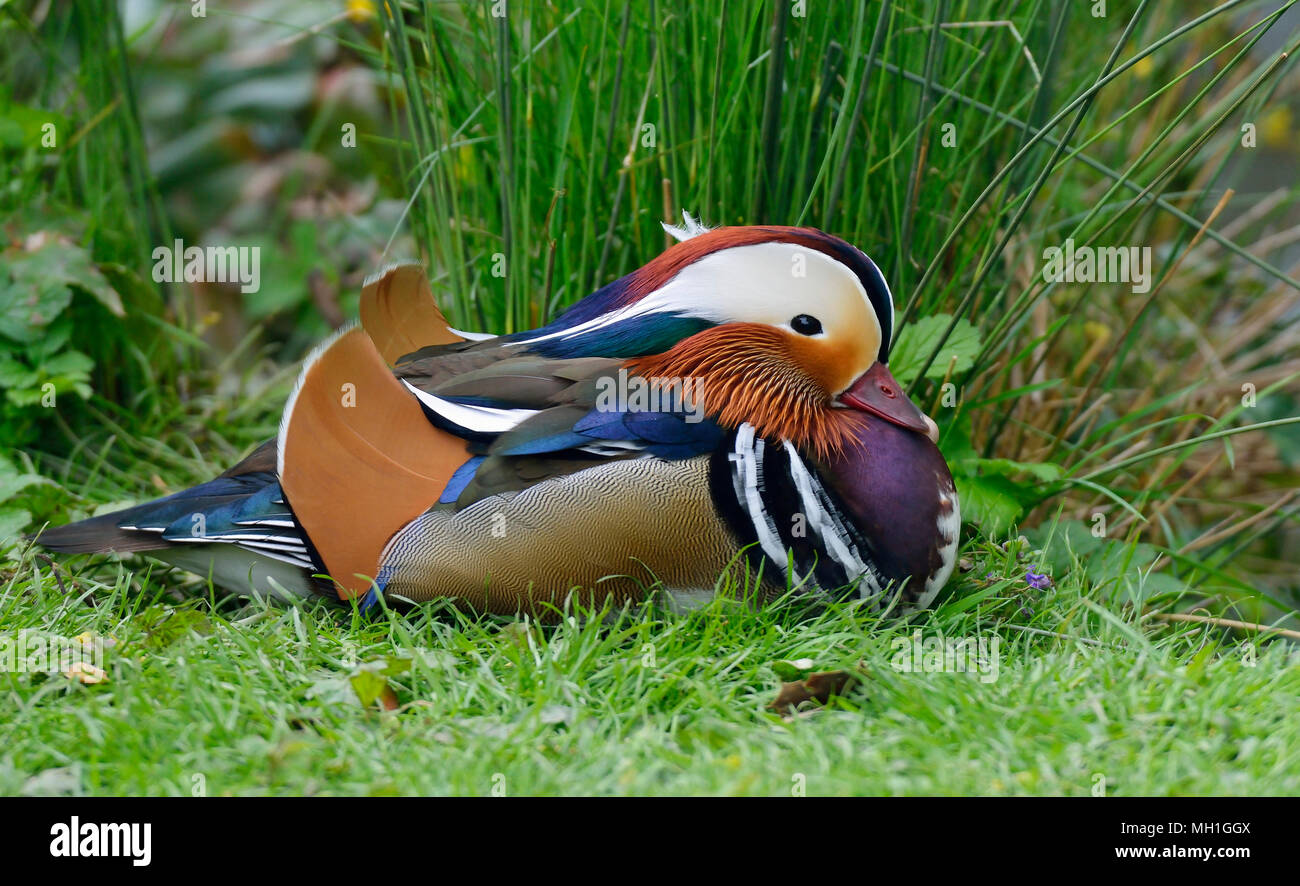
left=733, top=424, right=794, bottom=581
left=818, top=489, right=884, bottom=601
left=782, top=441, right=883, bottom=602
left=782, top=443, right=866, bottom=591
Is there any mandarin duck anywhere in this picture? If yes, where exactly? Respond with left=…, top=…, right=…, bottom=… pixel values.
left=38, top=218, right=960, bottom=614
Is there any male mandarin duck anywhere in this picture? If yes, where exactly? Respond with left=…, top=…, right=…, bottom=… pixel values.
left=38, top=217, right=960, bottom=614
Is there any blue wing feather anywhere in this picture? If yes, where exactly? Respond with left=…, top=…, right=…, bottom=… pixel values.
left=500, top=405, right=723, bottom=459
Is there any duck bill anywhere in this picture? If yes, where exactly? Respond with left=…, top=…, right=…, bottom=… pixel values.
left=839, top=363, right=936, bottom=440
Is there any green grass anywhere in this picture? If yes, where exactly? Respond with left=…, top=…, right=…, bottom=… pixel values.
left=4, top=537, right=1298, bottom=796
left=2, top=0, right=1299, bottom=796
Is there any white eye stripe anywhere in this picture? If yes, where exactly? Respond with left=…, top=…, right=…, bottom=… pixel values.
left=509, top=241, right=890, bottom=356
left=656, top=243, right=883, bottom=338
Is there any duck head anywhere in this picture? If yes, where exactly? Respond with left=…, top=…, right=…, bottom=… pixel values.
left=599, top=224, right=939, bottom=459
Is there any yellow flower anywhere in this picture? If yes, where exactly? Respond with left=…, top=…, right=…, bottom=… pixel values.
left=346, top=0, right=376, bottom=23
left=73, top=630, right=116, bottom=648
left=1259, top=105, right=1292, bottom=151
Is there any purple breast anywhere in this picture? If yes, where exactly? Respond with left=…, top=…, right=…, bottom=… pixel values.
left=814, top=418, right=959, bottom=605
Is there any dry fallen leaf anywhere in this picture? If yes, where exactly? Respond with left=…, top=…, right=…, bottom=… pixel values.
left=768, top=670, right=859, bottom=715
left=62, top=661, right=108, bottom=684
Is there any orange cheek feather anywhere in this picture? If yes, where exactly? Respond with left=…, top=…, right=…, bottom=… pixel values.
left=783, top=329, right=876, bottom=395
left=627, top=324, right=871, bottom=459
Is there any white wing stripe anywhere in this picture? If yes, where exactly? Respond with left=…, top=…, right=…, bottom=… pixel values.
left=402, top=381, right=537, bottom=434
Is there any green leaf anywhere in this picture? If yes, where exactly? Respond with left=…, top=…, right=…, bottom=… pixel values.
left=957, top=457, right=1062, bottom=483
left=129, top=606, right=214, bottom=650
left=0, top=240, right=125, bottom=342
left=0, top=356, right=39, bottom=389
left=0, top=117, right=25, bottom=149
left=890, top=314, right=982, bottom=386
left=1025, top=521, right=1185, bottom=603
left=39, top=350, right=94, bottom=379
left=0, top=506, right=32, bottom=541
left=0, top=87, right=68, bottom=148
left=0, top=456, right=50, bottom=504
left=348, top=669, right=390, bottom=708
left=26, top=317, right=72, bottom=359
left=0, top=273, right=71, bottom=341
left=938, top=415, right=979, bottom=463
left=954, top=473, right=1023, bottom=536
left=1026, top=520, right=1106, bottom=570
left=347, top=658, right=405, bottom=709
left=771, top=658, right=816, bottom=681
left=61, top=260, right=126, bottom=317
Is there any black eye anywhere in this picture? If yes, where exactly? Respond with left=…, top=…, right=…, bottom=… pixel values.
left=791, top=314, right=822, bottom=336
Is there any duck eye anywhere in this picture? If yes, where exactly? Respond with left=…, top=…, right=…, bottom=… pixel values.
left=790, top=314, right=822, bottom=336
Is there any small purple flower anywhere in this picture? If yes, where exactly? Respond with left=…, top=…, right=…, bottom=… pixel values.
left=1025, top=571, right=1052, bottom=590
